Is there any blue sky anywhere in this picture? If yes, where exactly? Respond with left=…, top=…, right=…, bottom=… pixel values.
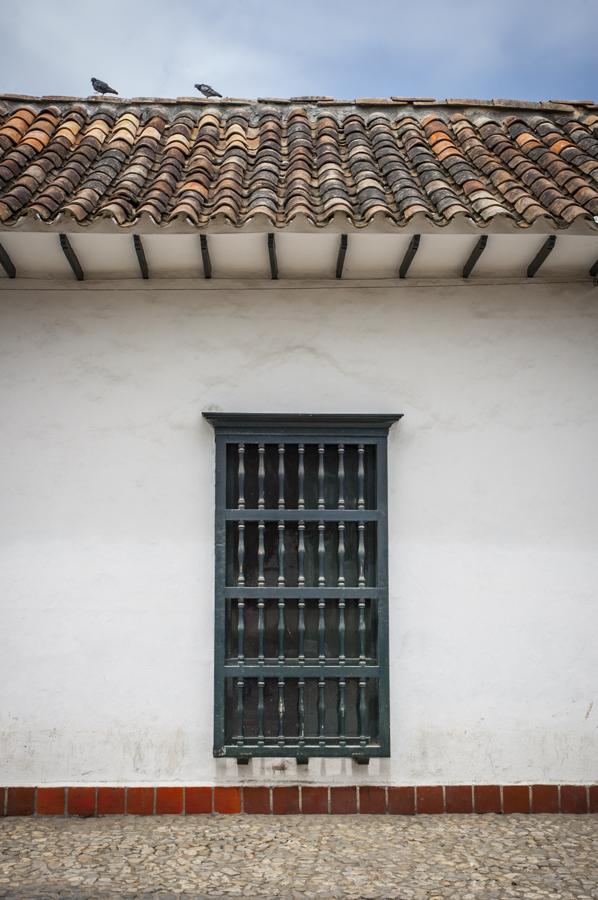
left=1, top=0, right=596, bottom=101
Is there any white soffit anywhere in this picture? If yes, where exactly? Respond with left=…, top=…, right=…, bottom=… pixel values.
left=208, top=233, right=270, bottom=278
left=142, top=234, right=202, bottom=277
left=407, top=234, right=472, bottom=278
left=342, top=234, right=408, bottom=279
left=537, top=235, right=598, bottom=276
left=0, top=231, right=596, bottom=280
left=473, top=235, right=548, bottom=278
left=275, top=233, right=338, bottom=278
left=472, top=234, right=595, bottom=278
left=67, top=234, right=138, bottom=279
left=0, top=232, right=70, bottom=278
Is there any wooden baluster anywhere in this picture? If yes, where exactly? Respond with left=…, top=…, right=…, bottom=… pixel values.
left=298, top=445, right=305, bottom=585
left=357, top=444, right=366, bottom=587
left=298, top=444, right=305, bottom=510
left=298, top=598, right=305, bottom=663
left=257, top=677, right=265, bottom=746
left=258, top=442, right=265, bottom=588
left=278, top=678, right=285, bottom=745
left=298, top=678, right=305, bottom=744
left=258, top=599, right=265, bottom=664
left=357, top=523, right=366, bottom=587
left=337, top=678, right=346, bottom=746
left=337, top=444, right=346, bottom=668
left=337, top=443, right=346, bottom=587
left=278, top=598, right=285, bottom=663
left=278, top=522, right=285, bottom=586
left=358, top=678, right=367, bottom=748
left=318, top=678, right=326, bottom=746
left=298, top=521, right=305, bottom=586
left=357, top=444, right=365, bottom=509
left=258, top=444, right=265, bottom=508
left=318, top=522, right=326, bottom=587
left=236, top=444, right=246, bottom=587
left=317, top=444, right=326, bottom=668
left=237, top=523, right=245, bottom=586
left=258, top=524, right=265, bottom=587
left=278, top=444, right=285, bottom=587
left=238, top=443, right=245, bottom=509
left=278, top=443, right=285, bottom=510
left=338, top=597, right=346, bottom=664
left=237, top=677, right=244, bottom=746
left=318, top=444, right=325, bottom=509
left=318, top=598, right=325, bottom=663
left=237, top=598, right=245, bottom=664
left=337, top=443, right=345, bottom=509
left=298, top=445, right=305, bottom=667
left=337, top=523, right=345, bottom=587
left=359, top=598, right=367, bottom=664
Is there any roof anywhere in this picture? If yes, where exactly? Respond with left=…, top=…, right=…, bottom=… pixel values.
left=1, top=95, right=597, bottom=233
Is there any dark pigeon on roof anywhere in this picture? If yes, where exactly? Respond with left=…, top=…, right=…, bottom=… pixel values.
left=195, top=83, right=222, bottom=98
left=91, top=77, right=118, bottom=95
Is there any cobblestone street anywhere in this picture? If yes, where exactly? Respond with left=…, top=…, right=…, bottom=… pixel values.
left=0, top=814, right=597, bottom=899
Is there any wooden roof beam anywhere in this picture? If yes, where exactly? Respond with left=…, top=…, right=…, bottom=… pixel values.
left=336, top=234, right=348, bottom=279
left=200, top=234, right=212, bottom=279
left=462, top=235, right=488, bottom=278
left=133, top=234, right=149, bottom=279
left=527, top=235, right=556, bottom=278
left=59, top=233, right=84, bottom=281
left=0, top=240, right=16, bottom=278
left=399, top=234, right=420, bottom=278
left=268, top=233, right=278, bottom=280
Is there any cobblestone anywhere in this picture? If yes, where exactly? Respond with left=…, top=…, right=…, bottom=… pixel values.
left=0, top=815, right=597, bottom=899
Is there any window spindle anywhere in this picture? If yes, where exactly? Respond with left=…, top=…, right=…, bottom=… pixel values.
left=357, top=444, right=366, bottom=586
left=237, top=598, right=245, bottom=664
left=278, top=677, right=285, bottom=745
left=236, top=678, right=244, bottom=746
left=298, top=443, right=305, bottom=509
left=298, top=598, right=305, bottom=662
left=258, top=443, right=265, bottom=509
left=257, top=677, right=265, bottom=745
left=318, top=678, right=326, bottom=746
left=298, top=678, right=305, bottom=744
left=358, top=678, right=367, bottom=748
left=278, top=598, right=285, bottom=663
left=257, top=599, right=265, bottom=664
left=338, top=678, right=346, bottom=746
left=359, top=598, right=367, bottom=664
left=258, top=442, right=265, bottom=588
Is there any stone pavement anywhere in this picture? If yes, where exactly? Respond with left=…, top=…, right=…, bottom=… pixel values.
left=0, top=814, right=597, bottom=899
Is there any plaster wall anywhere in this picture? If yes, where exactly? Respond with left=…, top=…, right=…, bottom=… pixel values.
left=0, top=279, right=597, bottom=785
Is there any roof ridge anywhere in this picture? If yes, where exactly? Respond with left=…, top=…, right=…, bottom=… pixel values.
left=0, top=94, right=596, bottom=113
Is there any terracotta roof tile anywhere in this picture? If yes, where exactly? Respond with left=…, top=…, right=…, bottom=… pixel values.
left=0, top=96, right=596, bottom=229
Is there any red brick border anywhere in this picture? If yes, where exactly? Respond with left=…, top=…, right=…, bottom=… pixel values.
left=0, top=785, right=595, bottom=816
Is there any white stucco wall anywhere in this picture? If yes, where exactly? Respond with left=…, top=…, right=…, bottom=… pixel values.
left=0, top=278, right=597, bottom=785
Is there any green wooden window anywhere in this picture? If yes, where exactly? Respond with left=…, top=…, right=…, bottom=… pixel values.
left=204, top=414, right=401, bottom=760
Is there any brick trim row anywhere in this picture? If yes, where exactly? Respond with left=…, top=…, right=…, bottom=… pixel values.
left=1, top=785, right=596, bottom=816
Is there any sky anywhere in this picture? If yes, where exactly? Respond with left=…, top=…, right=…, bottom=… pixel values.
left=0, top=0, right=596, bottom=102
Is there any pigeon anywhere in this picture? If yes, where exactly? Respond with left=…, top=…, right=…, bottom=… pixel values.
left=195, top=83, right=222, bottom=98
left=91, top=77, right=118, bottom=95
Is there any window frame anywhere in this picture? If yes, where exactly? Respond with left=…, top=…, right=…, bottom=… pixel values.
left=204, top=413, right=401, bottom=760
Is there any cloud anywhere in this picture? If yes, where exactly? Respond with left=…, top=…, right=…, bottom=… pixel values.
left=0, top=0, right=595, bottom=100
